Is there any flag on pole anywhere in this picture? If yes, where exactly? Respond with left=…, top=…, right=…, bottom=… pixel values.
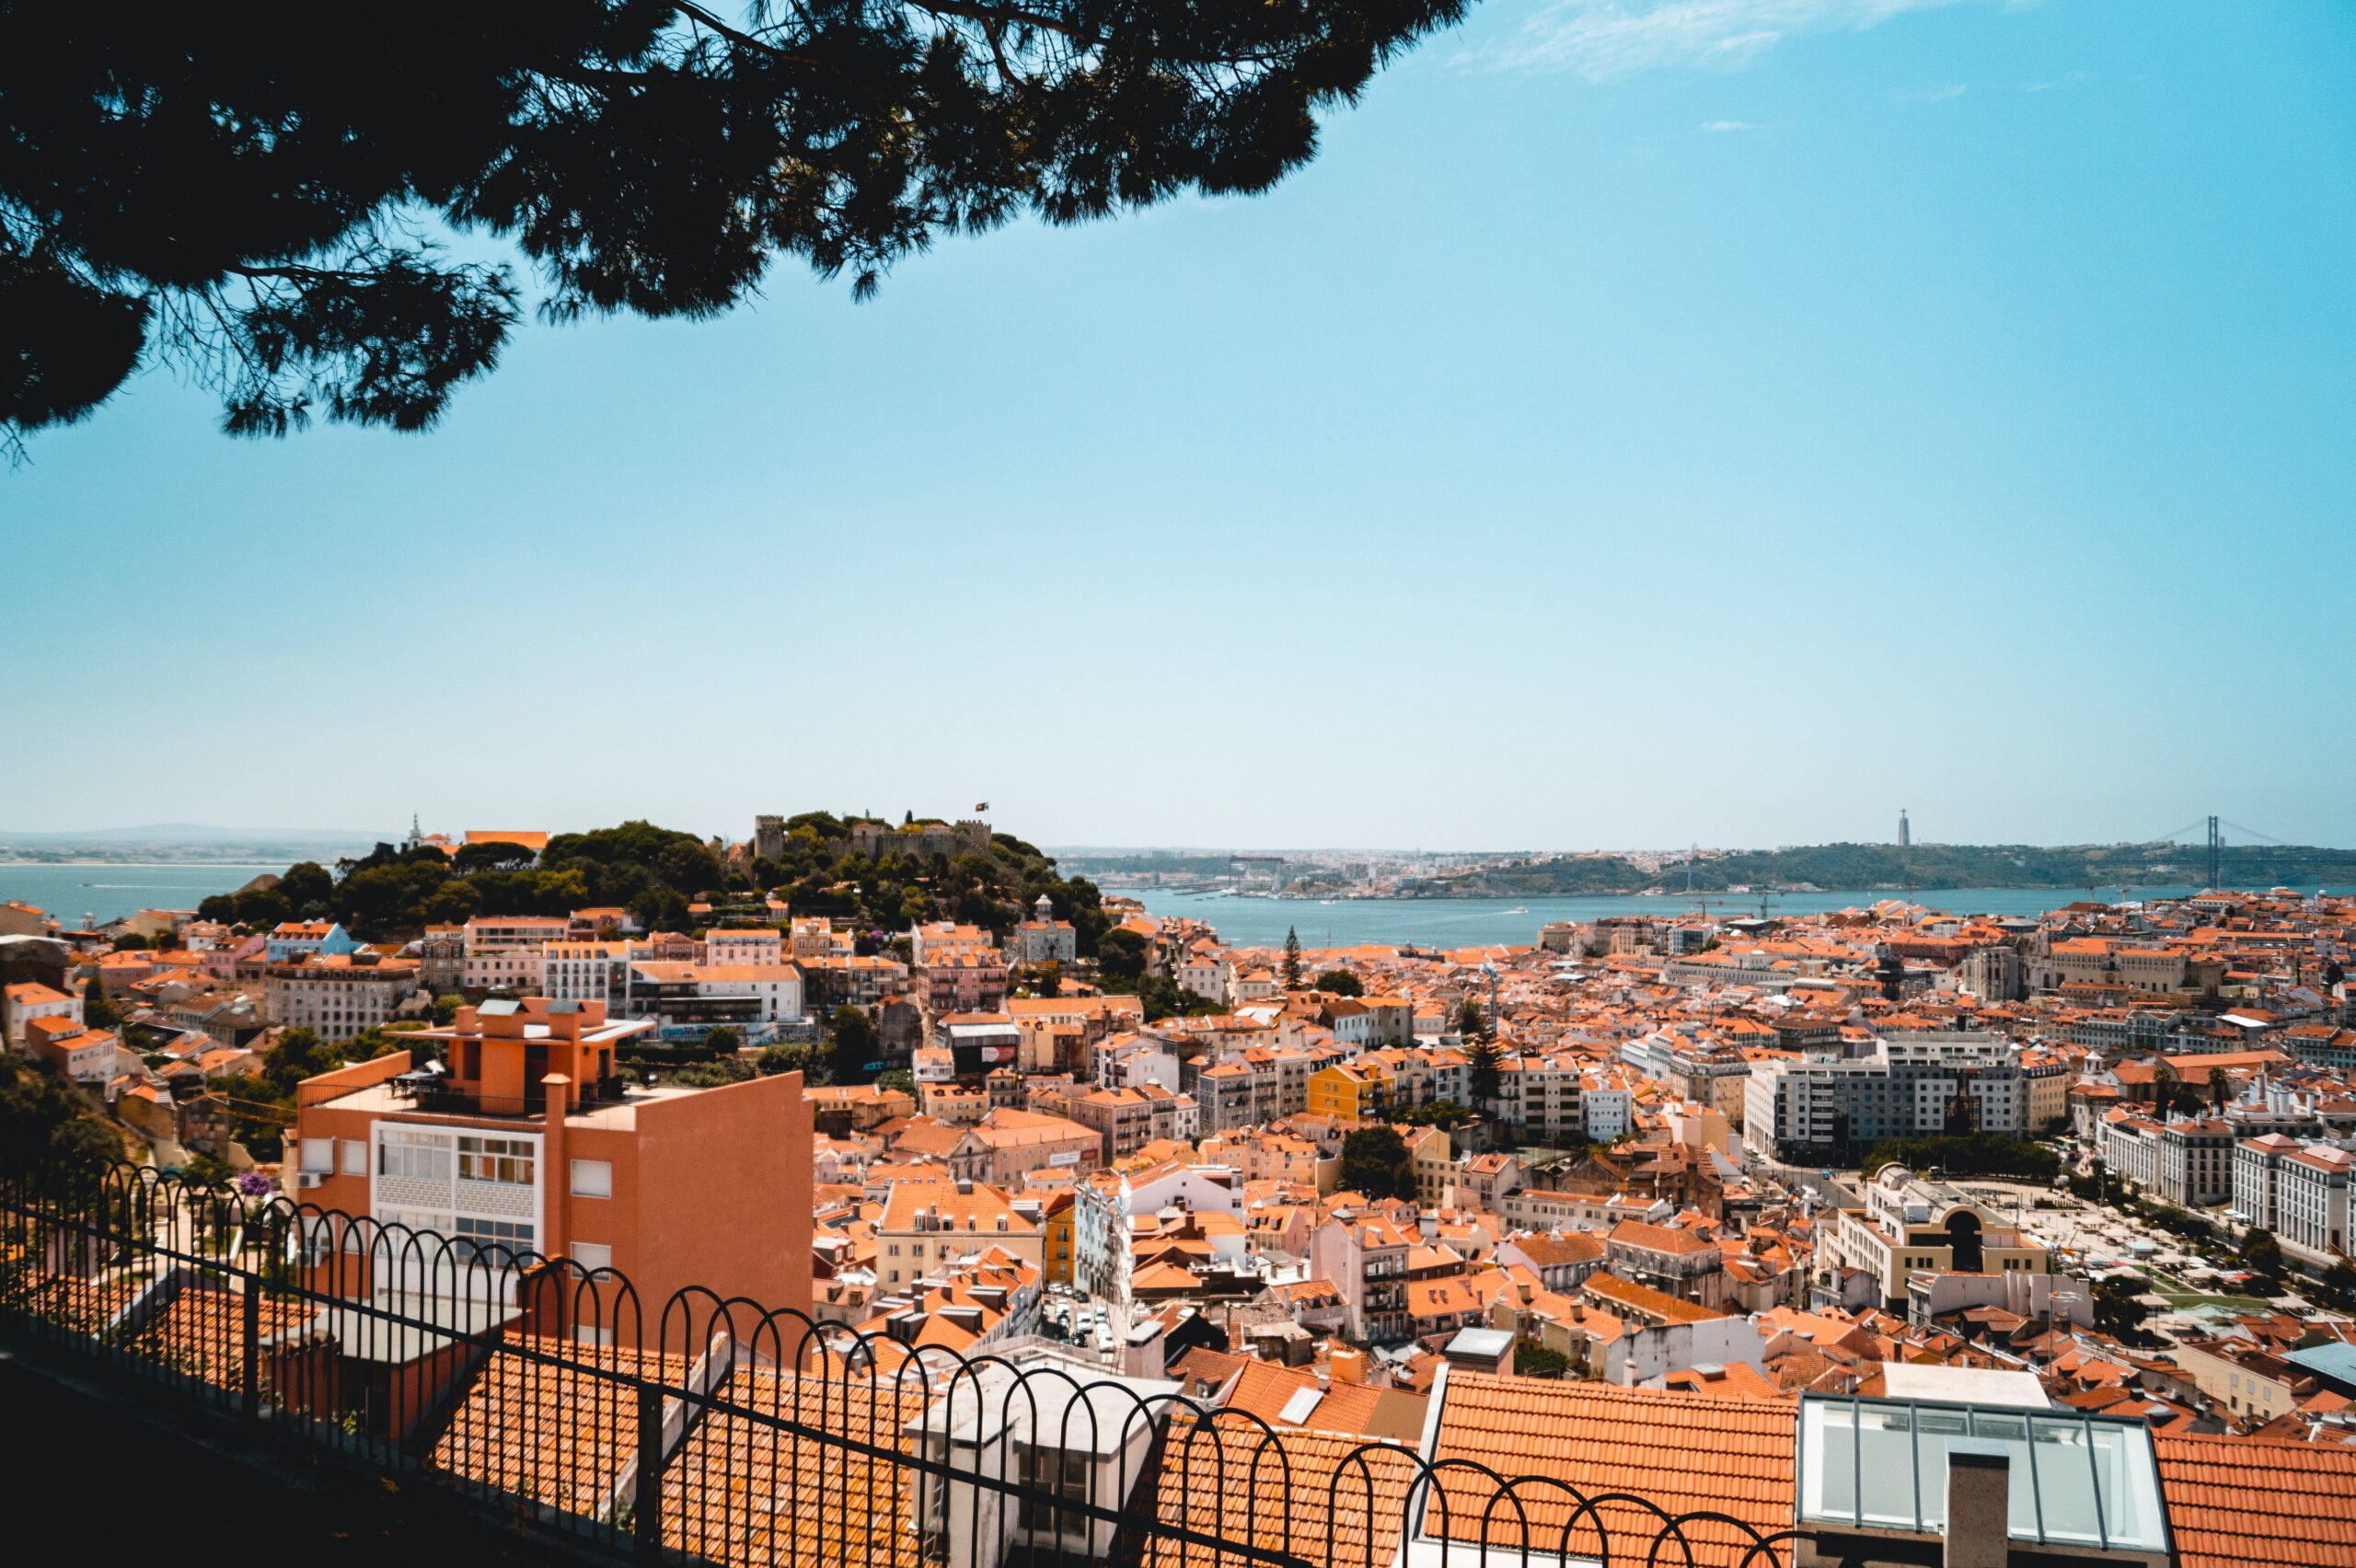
left=974, top=801, right=989, bottom=813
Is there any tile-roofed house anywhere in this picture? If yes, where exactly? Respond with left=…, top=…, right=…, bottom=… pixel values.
left=1134, top=1415, right=1424, bottom=1568
left=430, top=1337, right=694, bottom=1518
left=1428, top=1369, right=1796, bottom=1568
left=2154, top=1431, right=2356, bottom=1568
left=127, top=1284, right=313, bottom=1395
left=661, top=1366, right=928, bottom=1563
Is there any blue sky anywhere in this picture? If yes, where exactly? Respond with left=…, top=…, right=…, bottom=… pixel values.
left=6, top=0, right=2353, bottom=852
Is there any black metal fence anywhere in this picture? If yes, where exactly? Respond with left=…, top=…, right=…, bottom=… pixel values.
left=0, top=1158, right=1793, bottom=1568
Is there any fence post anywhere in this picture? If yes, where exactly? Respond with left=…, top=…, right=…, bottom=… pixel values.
left=239, top=1286, right=261, bottom=1421
left=634, top=1382, right=664, bottom=1557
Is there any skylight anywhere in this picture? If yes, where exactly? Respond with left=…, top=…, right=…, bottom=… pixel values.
left=1797, top=1394, right=2168, bottom=1554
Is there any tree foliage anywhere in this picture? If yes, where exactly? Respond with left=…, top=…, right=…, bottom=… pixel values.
left=2, top=1, right=1469, bottom=450
left=198, top=820, right=732, bottom=940
left=1860, top=1134, right=2059, bottom=1182
left=1337, top=1125, right=1414, bottom=1203
left=1394, top=1099, right=1473, bottom=1128
left=2237, top=1228, right=2283, bottom=1279
left=2092, top=1274, right=2157, bottom=1347
left=829, top=1003, right=880, bottom=1082
left=1097, top=927, right=1149, bottom=982
left=1457, top=997, right=1499, bottom=1105
left=1281, top=928, right=1303, bottom=991
left=758, top=1038, right=835, bottom=1084
left=1512, top=1342, right=1568, bottom=1379
left=1314, top=968, right=1362, bottom=997
left=81, top=974, right=119, bottom=1031
left=0, top=1052, right=118, bottom=1178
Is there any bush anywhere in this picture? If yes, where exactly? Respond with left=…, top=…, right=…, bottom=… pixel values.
left=1861, top=1134, right=2059, bottom=1182
left=1514, top=1343, right=1569, bottom=1379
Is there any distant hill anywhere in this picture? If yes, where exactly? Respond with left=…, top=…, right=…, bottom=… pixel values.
left=0, top=824, right=387, bottom=847
left=0, top=824, right=389, bottom=863
left=1418, top=841, right=2356, bottom=897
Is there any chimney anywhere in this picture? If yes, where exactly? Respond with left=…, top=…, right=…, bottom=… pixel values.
left=1123, top=1319, right=1166, bottom=1379
left=1943, top=1441, right=2010, bottom=1568
left=541, top=1073, right=571, bottom=1303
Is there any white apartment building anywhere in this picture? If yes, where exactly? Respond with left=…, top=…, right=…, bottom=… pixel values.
left=541, top=940, right=632, bottom=1009
left=1582, top=1072, right=1634, bottom=1141
left=1743, top=1035, right=2027, bottom=1159
left=2104, top=1113, right=2235, bottom=1209
left=2235, top=1134, right=2353, bottom=1262
left=1496, top=1054, right=1586, bottom=1144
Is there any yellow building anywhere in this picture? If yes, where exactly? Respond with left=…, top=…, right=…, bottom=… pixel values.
left=1042, top=1191, right=1076, bottom=1285
left=1307, top=1060, right=1392, bottom=1122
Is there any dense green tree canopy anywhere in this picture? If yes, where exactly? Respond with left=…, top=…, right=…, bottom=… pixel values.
left=2, top=0, right=1468, bottom=448
left=196, top=813, right=1113, bottom=951
left=1337, top=1124, right=1413, bottom=1203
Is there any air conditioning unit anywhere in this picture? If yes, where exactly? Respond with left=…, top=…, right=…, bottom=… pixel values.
left=299, top=1171, right=324, bottom=1189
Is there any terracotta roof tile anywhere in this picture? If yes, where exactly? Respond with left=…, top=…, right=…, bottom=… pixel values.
left=2155, top=1432, right=2356, bottom=1568
left=1431, top=1371, right=1794, bottom=1568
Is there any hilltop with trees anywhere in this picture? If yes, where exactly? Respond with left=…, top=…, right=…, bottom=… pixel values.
left=195, top=813, right=1112, bottom=949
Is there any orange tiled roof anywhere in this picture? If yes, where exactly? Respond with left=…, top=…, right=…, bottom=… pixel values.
left=1431, top=1371, right=1794, bottom=1568
left=2155, top=1431, right=2356, bottom=1568
left=129, top=1286, right=311, bottom=1394
left=662, top=1367, right=927, bottom=1562
left=431, top=1337, right=691, bottom=1517
left=1136, top=1416, right=1422, bottom=1568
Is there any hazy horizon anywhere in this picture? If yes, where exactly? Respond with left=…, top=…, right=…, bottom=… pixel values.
left=6, top=822, right=2349, bottom=858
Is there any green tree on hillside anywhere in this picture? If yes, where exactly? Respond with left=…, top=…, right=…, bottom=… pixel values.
left=1282, top=928, right=1304, bottom=991
left=830, top=1006, right=880, bottom=1083
left=1338, top=1126, right=1414, bottom=1203
left=1315, top=969, right=1363, bottom=997
left=1458, top=998, right=1500, bottom=1105
left=1097, top=928, right=1149, bottom=983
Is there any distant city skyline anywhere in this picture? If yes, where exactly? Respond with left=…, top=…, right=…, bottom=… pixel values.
left=6, top=0, right=2353, bottom=850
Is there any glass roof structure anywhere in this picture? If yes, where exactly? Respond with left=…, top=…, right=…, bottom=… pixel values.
left=1797, top=1394, right=2170, bottom=1555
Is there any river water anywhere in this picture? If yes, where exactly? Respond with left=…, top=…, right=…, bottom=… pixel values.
left=3, top=862, right=2316, bottom=951
left=0, top=864, right=284, bottom=927
left=1126, top=885, right=2278, bottom=951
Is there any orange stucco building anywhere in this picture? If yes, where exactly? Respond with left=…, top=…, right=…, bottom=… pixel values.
left=290, top=997, right=814, bottom=1338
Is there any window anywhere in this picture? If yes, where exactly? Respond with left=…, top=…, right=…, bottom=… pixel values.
left=571, top=1159, right=613, bottom=1199
left=300, top=1137, right=335, bottom=1175
left=457, top=1136, right=535, bottom=1186
left=1019, top=1447, right=1092, bottom=1531
left=341, top=1139, right=368, bottom=1176
left=572, top=1241, right=613, bottom=1273
left=451, top=1216, right=535, bottom=1265
left=379, top=1128, right=453, bottom=1182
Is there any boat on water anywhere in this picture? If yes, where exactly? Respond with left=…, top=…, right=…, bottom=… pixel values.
left=1504, top=905, right=1528, bottom=914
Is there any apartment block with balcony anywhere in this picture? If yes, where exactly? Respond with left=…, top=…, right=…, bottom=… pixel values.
left=289, top=996, right=814, bottom=1328
left=1308, top=1209, right=1415, bottom=1343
